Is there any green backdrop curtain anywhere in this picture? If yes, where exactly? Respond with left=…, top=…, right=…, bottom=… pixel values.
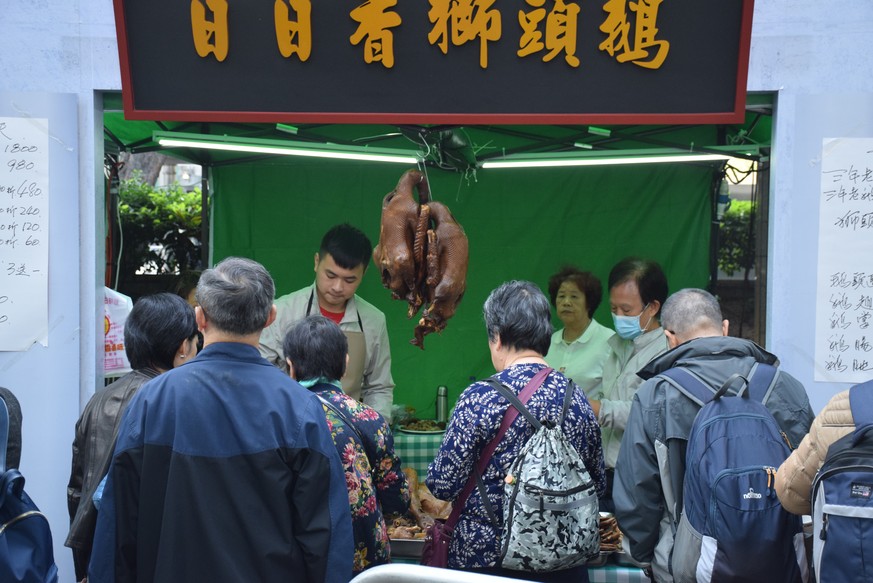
left=212, top=160, right=712, bottom=417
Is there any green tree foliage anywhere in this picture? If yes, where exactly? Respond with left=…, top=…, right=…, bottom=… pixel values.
left=718, top=200, right=756, bottom=276
left=118, top=172, right=202, bottom=276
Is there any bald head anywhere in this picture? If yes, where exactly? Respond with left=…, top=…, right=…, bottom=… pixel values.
left=661, top=288, right=729, bottom=347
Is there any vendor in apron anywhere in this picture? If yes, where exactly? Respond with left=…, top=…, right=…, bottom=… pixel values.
left=258, top=224, right=396, bottom=420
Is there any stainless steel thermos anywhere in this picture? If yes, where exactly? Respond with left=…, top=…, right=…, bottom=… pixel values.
left=436, top=385, right=448, bottom=423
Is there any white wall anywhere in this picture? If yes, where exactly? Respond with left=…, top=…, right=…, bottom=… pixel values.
left=0, top=2, right=119, bottom=580
left=747, top=0, right=873, bottom=414
left=0, top=1, right=872, bottom=580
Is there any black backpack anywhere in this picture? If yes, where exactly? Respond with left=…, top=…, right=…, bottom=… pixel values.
left=811, top=379, right=873, bottom=582
left=0, top=397, right=58, bottom=583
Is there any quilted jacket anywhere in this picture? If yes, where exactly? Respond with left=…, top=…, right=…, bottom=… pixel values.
left=775, top=390, right=854, bottom=516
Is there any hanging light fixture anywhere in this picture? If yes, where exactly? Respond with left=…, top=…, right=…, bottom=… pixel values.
left=480, top=147, right=756, bottom=169
left=153, top=131, right=422, bottom=165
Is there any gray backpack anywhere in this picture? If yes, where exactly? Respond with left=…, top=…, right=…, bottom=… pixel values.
left=486, top=378, right=600, bottom=572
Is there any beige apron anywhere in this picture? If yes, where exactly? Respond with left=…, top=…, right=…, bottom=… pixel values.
left=307, top=291, right=366, bottom=402
left=341, top=329, right=366, bottom=402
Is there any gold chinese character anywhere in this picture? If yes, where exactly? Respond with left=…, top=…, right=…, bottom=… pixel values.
left=599, top=0, right=669, bottom=69
left=191, top=0, right=229, bottom=62
left=350, top=0, right=403, bottom=68
left=275, top=0, right=312, bottom=61
left=518, top=0, right=546, bottom=57
left=428, top=0, right=502, bottom=69
left=518, top=0, right=580, bottom=67
left=428, top=0, right=452, bottom=54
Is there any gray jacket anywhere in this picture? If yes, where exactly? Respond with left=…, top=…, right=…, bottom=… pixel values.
left=613, top=336, right=815, bottom=582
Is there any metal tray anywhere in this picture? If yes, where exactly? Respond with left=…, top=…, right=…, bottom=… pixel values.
left=391, top=537, right=426, bottom=558
left=613, top=549, right=643, bottom=568
left=586, top=552, right=612, bottom=567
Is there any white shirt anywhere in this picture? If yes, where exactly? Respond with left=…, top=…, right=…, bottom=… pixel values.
left=545, top=318, right=614, bottom=395
left=590, top=327, right=669, bottom=468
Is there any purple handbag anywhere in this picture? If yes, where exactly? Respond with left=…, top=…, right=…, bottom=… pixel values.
left=419, top=368, right=552, bottom=568
left=420, top=518, right=453, bottom=568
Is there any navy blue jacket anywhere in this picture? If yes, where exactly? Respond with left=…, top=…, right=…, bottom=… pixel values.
left=89, top=342, right=353, bottom=583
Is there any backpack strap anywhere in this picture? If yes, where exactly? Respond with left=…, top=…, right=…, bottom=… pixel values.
left=849, top=379, right=873, bottom=446
left=444, top=367, right=552, bottom=531
left=0, top=397, right=10, bottom=509
left=483, top=381, right=541, bottom=430
left=659, top=363, right=778, bottom=406
left=745, top=362, right=779, bottom=404
left=484, top=374, right=578, bottom=429
left=658, top=367, right=717, bottom=407
left=0, top=396, right=8, bottom=474
left=560, top=380, right=578, bottom=425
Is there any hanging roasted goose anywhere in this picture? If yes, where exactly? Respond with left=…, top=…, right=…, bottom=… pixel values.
left=373, top=169, right=469, bottom=349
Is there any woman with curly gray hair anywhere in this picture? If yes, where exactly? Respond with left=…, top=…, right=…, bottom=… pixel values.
left=426, top=280, right=606, bottom=581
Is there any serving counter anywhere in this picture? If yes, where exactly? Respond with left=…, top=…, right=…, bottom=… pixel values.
left=391, top=557, right=647, bottom=583
left=394, top=428, right=445, bottom=476
left=392, top=429, right=647, bottom=583
left=587, top=565, right=648, bottom=582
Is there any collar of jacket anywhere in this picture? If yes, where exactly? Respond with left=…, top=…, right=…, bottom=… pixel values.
left=637, top=335, right=778, bottom=381
left=198, top=341, right=271, bottom=365
left=137, top=367, right=161, bottom=379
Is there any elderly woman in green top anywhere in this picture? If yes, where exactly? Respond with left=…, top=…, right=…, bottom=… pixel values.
left=545, top=266, right=615, bottom=395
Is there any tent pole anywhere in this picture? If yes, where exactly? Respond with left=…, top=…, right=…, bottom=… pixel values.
left=201, top=174, right=209, bottom=269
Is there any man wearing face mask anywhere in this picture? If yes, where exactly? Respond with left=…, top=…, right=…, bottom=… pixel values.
left=588, top=257, right=669, bottom=510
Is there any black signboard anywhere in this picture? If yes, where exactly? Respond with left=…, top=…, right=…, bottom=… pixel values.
left=114, top=0, right=753, bottom=123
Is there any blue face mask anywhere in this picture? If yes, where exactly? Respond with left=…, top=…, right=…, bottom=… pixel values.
left=612, top=304, right=651, bottom=340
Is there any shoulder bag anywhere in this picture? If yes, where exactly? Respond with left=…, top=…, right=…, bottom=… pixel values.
left=420, top=367, right=552, bottom=568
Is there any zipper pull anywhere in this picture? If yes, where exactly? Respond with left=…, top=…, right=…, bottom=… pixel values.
left=820, top=514, right=828, bottom=541
left=765, top=466, right=774, bottom=496
left=780, top=430, right=793, bottom=450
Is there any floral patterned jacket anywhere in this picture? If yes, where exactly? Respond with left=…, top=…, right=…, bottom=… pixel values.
left=314, top=384, right=410, bottom=573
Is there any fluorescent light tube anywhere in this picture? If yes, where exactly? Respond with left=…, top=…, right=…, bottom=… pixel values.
left=154, top=132, right=421, bottom=165
left=482, top=153, right=732, bottom=169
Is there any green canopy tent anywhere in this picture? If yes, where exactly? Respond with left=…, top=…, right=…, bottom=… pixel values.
left=102, top=93, right=772, bottom=415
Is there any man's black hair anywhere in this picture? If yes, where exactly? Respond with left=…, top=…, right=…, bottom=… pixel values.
left=319, top=224, right=373, bottom=271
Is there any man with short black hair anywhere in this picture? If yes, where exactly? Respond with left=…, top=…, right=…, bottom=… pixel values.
left=259, top=223, right=395, bottom=420
left=613, top=288, right=814, bottom=582
left=90, top=257, right=353, bottom=583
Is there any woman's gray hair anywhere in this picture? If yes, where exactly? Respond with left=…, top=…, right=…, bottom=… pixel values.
left=195, top=257, right=275, bottom=336
left=283, top=315, right=348, bottom=383
left=661, top=288, right=723, bottom=337
left=483, top=280, right=553, bottom=356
